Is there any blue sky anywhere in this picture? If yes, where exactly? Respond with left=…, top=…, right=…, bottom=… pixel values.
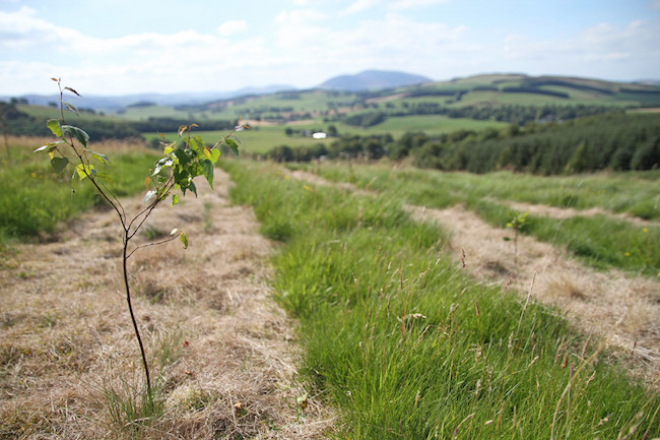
left=1, top=0, right=659, bottom=96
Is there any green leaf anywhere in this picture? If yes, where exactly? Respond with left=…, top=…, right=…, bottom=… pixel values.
left=224, top=138, right=239, bottom=156
left=187, top=162, right=203, bottom=179
left=211, top=148, right=221, bottom=163
left=171, top=194, right=179, bottom=206
left=35, top=141, right=64, bottom=155
left=47, top=119, right=63, bottom=138
left=84, top=148, right=110, bottom=164
left=180, top=232, right=188, bottom=249
left=61, top=125, right=89, bottom=147
left=204, top=147, right=221, bottom=164
left=50, top=157, right=69, bottom=174
left=174, top=147, right=192, bottom=167
left=172, top=170, right=192, bottom=188
left=60, top=100, right=79, bottom=115
left=201, top=159, right=214, bottom=189
left=188, top=180, right=197, bottom=197
left=152, top=157, right=173, bottom=176
left=144, top=190, right=157, bottom=204
left=74, top=163, right=95, bottom=180
left=192, top=135, right=205, bottom=154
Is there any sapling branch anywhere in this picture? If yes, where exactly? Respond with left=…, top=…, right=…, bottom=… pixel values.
left=126, top=233, right=181, bottom=260
left=36, top=79, right=248, bottom=399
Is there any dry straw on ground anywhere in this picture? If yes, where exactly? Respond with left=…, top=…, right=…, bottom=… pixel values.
left=0, top=165, right=334, bottom=439
left=502, top=199, right=659, bottom=228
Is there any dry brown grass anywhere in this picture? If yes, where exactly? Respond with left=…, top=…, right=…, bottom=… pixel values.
left=0, top=169, right=334, bottom=438
left=503, top=200, right=658, bottom=227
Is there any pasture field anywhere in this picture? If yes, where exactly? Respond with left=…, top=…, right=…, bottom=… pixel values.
left=146, top=116, right=509, bottom=155
left=299, top=162, right=660, bottom=276
left=146, top=126, right=331, bottom=154
left=223, top=159, right=659, bottom=440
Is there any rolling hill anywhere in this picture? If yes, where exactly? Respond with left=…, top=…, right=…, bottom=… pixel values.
left=318, top=69, right=432, bottom=91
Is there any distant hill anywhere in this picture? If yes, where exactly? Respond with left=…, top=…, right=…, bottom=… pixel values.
left=318, top=70, right=432, bottom=91
left=633, top=79, right=660, bottom=86
left=7, top=84, right=295, bottom=111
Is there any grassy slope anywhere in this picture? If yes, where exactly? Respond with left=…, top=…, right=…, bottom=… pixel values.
left=222, top=159, right=659, bottom=440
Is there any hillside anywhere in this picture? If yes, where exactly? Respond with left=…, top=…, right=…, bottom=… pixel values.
left=318, top=69, right=432, bottom=91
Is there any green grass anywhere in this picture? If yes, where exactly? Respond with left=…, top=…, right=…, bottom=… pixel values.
left=222, top=159, right=659, bottom=440
left=301, top=163, right=660, bottom=276
left=0, top=142, right=159, bottom=243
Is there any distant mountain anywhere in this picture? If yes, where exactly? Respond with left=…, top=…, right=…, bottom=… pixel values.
left=9, top=84, right=295, bottom=110
left=633, top=79, right=660, bottom=86
left=318, top=69, right=432, bottom=91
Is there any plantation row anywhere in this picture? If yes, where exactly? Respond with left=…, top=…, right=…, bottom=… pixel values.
left=222, top=159, right=659, bottom=440
left=302, top=162, right=659, bottom=275
left=339, top=103, right=624, bottom=127
left=263, top=113, right=660, bottom=174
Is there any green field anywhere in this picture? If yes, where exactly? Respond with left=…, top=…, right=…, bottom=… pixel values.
left=146, top=115, right=510, bottom=155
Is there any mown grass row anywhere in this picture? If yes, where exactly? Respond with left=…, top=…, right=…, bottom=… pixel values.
left=303, top=162, right=660, bottom=276
left=222, top=159, right=659, bottom=440
left=0, top=140, right=158, bottom=243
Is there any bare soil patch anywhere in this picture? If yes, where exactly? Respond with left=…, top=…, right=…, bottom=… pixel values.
left=0, top=169, right=333, bottom=438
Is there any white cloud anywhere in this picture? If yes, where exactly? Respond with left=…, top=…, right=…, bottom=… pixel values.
left=217, top=20, right=247, bottom=36
left=390, top=0, right=451, bottom=10
left=342, top=0, right=380, bottom=15
left=275, top=8, right=328, bottom=24
left=292, top=0, right=328, bottom=4
left=0, top=6, right=82, bottom=49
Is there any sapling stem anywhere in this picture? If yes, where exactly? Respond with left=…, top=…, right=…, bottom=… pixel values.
left=37, top=79, right=249, bottom=401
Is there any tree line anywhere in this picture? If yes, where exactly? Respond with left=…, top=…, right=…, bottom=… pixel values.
left=340, top=104, right=624, bottom=128
left=262, top=113, right=660, bottom=174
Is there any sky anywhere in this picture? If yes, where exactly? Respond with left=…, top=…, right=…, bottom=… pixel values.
left=0, top=0, right=659, bottom=96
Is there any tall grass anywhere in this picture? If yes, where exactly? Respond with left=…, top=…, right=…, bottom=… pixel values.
left=0, top=141, right=158, bottom=242
left=223, top=159, right=659, bottom=440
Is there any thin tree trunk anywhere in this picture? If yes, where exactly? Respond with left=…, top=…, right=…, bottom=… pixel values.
left=123, top=236, right=152, bottom=396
